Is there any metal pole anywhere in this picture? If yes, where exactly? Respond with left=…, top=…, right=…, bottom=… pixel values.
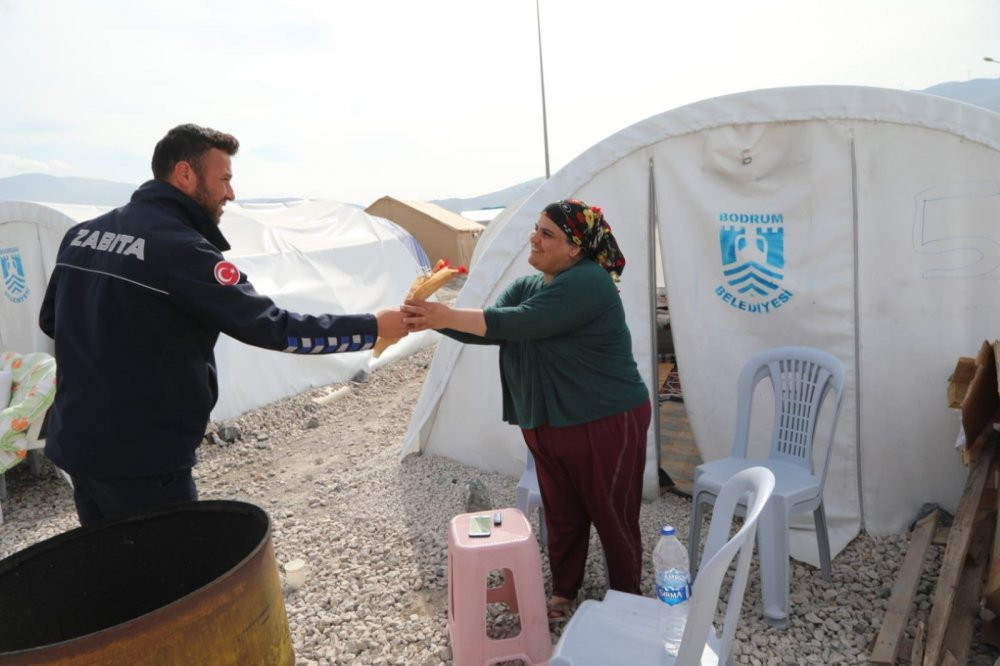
left=536, top=0, right=551, bottom=179
left=647, top=158, right=661, bottom=497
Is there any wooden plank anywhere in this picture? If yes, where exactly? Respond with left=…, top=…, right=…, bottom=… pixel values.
left=923, top=442, right=996, bottom=666
left=994, top=339, right=1000, bottom=393
left=963, top=406, right=1000, bottom=465
left=947, top=356, right=977, bottom=408
left=983, top=487, right=998, bottom=509
left=960, top=341, right=999, bottom=465
left=941, top=509, right=994, bottom=665
left=981, top=617, right=1000, bottom=648
left=910, top=620, right=925, bottom=666
left=987, top=467, right=1000, bottom=615
left=870, top=510, right=940, bottom=665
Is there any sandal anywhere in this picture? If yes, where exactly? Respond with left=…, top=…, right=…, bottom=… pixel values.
left=546, top=597, right=574, bottom=626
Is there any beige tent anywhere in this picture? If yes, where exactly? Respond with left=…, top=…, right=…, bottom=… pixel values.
left=366, top=196, right=484, bottom=267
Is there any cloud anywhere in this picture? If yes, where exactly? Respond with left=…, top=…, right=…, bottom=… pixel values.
left=0, top=154, right=72, bottom=178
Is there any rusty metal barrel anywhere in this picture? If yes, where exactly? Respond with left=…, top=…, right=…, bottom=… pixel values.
left=0, top=500, right=294, bottom=665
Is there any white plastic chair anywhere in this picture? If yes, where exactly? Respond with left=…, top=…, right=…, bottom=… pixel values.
left=688, top=346, right=845, bottom=627
left=548, top=466, right=776, bottom=665
left=515, top=450, right=547, bottom=544
left=0, top=351, right=57, bottom=526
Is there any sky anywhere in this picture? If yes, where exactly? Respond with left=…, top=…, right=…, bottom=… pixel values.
left=1, top=0, right=999, bottom=206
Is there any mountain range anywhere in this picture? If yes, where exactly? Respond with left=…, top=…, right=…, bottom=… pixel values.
left=0, top=173, right=136, bottom=208
left=2, top=78, right=998, bottom=214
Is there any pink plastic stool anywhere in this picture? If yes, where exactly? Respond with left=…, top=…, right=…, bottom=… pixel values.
left=447, top=508, right=552, bottom=665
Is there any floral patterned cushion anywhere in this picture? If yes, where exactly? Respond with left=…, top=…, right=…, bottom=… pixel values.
left=0, top=351, right=57, bottom=474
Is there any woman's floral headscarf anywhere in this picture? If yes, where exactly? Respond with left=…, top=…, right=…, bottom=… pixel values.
left=542, top=199, right=626, bottom=281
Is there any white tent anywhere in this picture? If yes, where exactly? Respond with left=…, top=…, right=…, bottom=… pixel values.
left=401, top=85, right=1000, bottom=567
left=0, top=198, right=434, bottom=422
left=0, top=201, right=111, bottom=355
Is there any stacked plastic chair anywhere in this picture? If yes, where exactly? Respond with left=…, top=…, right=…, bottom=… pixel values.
left=515, top=451, right=547, bottom=544
left=549, top=467, right=776, bottom=665
left=0, top=351, right=57, bottom=524
left=688, top=346, right=845, bottom=627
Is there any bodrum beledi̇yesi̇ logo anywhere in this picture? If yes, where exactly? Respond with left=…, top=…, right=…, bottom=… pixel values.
left=0, top=247, right=29, bottom=304
left=714, top=213, right=793, bottom=314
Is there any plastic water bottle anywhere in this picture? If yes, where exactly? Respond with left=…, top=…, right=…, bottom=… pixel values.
left=653, top=525, right=691, bottom=656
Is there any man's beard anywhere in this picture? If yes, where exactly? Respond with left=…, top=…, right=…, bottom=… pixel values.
left=193, top=178, right=224, bottom=224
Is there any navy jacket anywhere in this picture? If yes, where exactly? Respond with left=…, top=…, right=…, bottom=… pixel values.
left=39, top=180, right=378, bottom=477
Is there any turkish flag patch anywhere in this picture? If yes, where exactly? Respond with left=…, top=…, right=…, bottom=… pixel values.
left=213, top=261, right=241, bottom=286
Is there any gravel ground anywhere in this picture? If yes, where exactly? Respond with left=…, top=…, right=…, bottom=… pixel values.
left=2, top=341, right=999, bottom=665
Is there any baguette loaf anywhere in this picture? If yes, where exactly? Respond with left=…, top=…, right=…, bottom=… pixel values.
left=371, top=259, right=466, bottom=358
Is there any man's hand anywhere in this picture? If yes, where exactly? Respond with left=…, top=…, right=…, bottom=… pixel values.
left=375, top=308, right=409, bottom=340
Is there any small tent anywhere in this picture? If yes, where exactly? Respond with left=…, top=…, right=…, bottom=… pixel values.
left=401, top=85, right=1000, bottom=567
left=366, top=196, right=485, bottom=267
left=1, top=201, right=112, bottom=355
left=0, top=198, right=434, bottom=422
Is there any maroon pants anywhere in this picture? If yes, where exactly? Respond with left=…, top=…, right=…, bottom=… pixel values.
left=521, top=400, right=651, bottom=600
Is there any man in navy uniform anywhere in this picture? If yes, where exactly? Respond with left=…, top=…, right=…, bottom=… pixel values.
left=39, top=123, right=408, bottom=526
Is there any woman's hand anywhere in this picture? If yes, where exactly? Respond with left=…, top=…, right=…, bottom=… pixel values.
left=403, top=299, right=488, bottom=336
left=401, top=299, right=450, bottom=331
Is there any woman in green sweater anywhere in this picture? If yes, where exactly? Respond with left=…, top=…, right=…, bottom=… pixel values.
left=402, top=199, right=651, bottom=623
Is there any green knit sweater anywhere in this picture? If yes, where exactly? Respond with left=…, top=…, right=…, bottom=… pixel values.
left=441, top=259, right=648, bottom=428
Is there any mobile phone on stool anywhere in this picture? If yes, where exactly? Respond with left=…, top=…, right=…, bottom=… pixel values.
left=468, top=515, right=492, bottom=538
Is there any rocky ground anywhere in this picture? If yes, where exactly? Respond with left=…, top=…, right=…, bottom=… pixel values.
left=2, top=340, right=1000, bottom=665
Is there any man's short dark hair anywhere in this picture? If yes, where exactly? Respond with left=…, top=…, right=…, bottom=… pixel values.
left=151, top=124, right=239, bottom=180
